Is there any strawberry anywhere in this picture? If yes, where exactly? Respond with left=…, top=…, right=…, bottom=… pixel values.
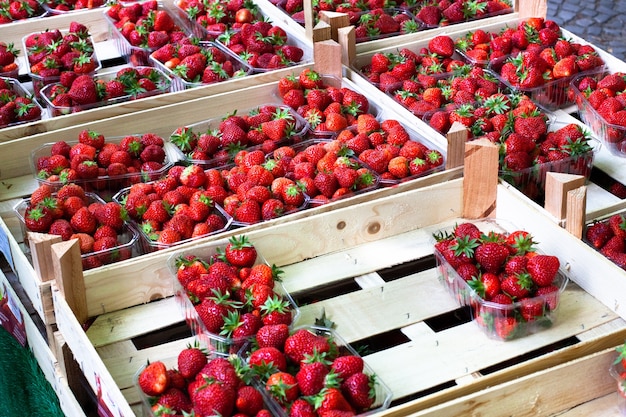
left=248, top=346, right=287, bottom=372
left=428, top=35, right=455, bottom=58
left=192, top=379, right=236, bottom=417
left=256, top=323, right=290, bottom=350
left=331, top=355, right=364, bottom=380
left=284, top=328, right=332, bottom=365
left=224, top=235, right=257, bottom=267
left=67, top=74, right=98, bottom=105
left=177, top=342, right=208, bottom=379
left=235, top=385, right=265, bottom=416
left=265, top=371, right=299, bottom=405
left=500, top=273, right=533, bottom=299
left=341, top=372, right=374, bottom=410
left=296, top=359, right=329, bottom=396
left=138, top=361, right=169, bottom=397
left=526, top=254, right=560, bottom=287
left=474, top=241, right=509, bottom=273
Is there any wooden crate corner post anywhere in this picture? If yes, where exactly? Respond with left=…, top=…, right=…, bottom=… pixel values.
left=313, top=40, right=344, bottom=79
left=463, top=138, right=499, bottom=219
left=27, top=232, right=63, bottom=283
left=446, top=121, right=469, bottom=170
left=515, top=0, right=547, bottom=19
left=50, top=239, right=88, bottom=325
left=544, top=172, right=586, bottom=238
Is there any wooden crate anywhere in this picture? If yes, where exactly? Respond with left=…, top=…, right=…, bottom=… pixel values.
left=43, top=174, right=626, bottom=416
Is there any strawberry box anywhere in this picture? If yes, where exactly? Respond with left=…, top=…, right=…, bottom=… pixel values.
left=171, top=0, right=263, bottom=41
left=149, top=40, right=253, bottom=91
left=134, top=337, right=283, bottom=417
left=41, top=0, right=106, bottom=14
left=432, top=218, right=569, bottom=341
left=30, top=130, right=176, bottom=201
left=166, top=236, right=301, bottom=353
left=13, top=191, right=141, bottom=271
left=167, top=103, right=310, bottom=169
left=266, top=138, right=382, bottom=206
left=407, top=0, right=512, bottom=29
left=0, top=0, right=47, bottom=23
left=0, top=41, right=21, bottom=78
left=104, top=1, right=193, bottom=66
left=38, top=65, right=173, bottom=117
left=0, top=76, right=45, bottom=129
left=112, top=187, right=233, bottom=253
left=241, top=324, right=393, bottom=416
left=583, top=210, right=626, bottom=271
left=22, top=25, right=102, bottom=98
left=571, top=68, right=626, bottom=157
left=352, top=8, right=423, bottom=43
left=488, top=48, right=607, bottom=111
left=497, top=119, right=599, bottom=205
left=498, top=121, right=601, bottom=203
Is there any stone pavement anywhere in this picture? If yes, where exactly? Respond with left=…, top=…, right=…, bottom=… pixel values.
left=546, top=0, right=626, bottom=62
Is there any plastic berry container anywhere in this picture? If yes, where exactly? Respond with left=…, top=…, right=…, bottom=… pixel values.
left=30, top=133, right=176, bottom=201
left=0, top=76, right=45, bottom=129
left=497, top=119, right=599, bottom=204
left=149, top=41, right=253, bottom=91
left=166, top=103, right=310, bottom=169
left=134, top=336, right=283, bottom=417
left=432, top=218, right=569, bottom=341
left=241, top=324, right=393, bottom=416
left=38, top=66, right=172, bottom=117
left=22, top=30, right=101, bottom=98
left=13, top=193, right=141, bottom=271
left=571, top=68, right=626, bottom=157
left=111, top=186, right=233, bottom=253
left=166, top=242, right=301, bottom=353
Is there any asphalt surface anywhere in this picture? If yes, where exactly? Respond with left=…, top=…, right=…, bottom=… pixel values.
left=546, top=0, right=626, bottom=62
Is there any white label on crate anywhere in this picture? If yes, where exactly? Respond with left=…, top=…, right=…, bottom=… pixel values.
left=0, top=227, right=14, bottom=270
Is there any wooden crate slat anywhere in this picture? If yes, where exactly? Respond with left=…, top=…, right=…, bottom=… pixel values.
left=363, top=283, right=618, bottom=399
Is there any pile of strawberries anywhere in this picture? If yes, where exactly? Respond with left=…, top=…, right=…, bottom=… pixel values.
left=454, top=18, right=564, bottom=66
left=267, top=138, right=379, bottom=204
left=352, top=8, right=422, bottom=42
left=175, top=235, right=298, bottom=350
left=0, top=0, right=44, bottom=23
left=106, top=0, right=189, bottom=65
left=150, top=39, right=250, bottom=86
left=434, top=221, right=563, bottom=340
left=278, top=68, right=371, bottom=136
left=20, top=183, right=132, bottom=270
left=0, top=77, right=42, bottom=127
left=357, top=35, right=465, bottom=93
left=33, top=129, right=169, bottom=193
left=390, top=64, right=502, bottom=117
left=0, top=42, right=19, bottom=76
left=24, top=22, right=99, bottom=91
left=169, top=104, right=307, bottom=167
left=174, top=0, right=261, bottom=39
left=216, top=21, right=305, bottom=71
left=298, top=113, right=445, bottom=185
left=118, top=165, right=230, bottom=247
left=246, top=326, right=385, bottom=415
left=42, top=0, right=105, bottom=12
left=137, top=345, right=274, bottom=416
left=572, top=71, right=626, bottom=152
left=586, top=212, right=626, bottom=270
left=411, top=0, right=512, bottom=27
left=42, top=66, right=171, bottom=114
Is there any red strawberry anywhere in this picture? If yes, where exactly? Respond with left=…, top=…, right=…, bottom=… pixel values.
left=428, top=35, right=455, bottom=58
left=526, top=254, right=560, bottom=286
left=138, top=361, right=169, bottom=396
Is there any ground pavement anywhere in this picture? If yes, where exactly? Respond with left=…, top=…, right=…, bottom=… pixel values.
left=546, top=0, right=626, bottom=62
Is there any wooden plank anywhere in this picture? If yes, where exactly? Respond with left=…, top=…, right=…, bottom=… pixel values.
left=566, top=186, right=587, bottom=239
left=399, top=348, right=618, bottom=417
left=544, top=172, right=586, bottom=220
